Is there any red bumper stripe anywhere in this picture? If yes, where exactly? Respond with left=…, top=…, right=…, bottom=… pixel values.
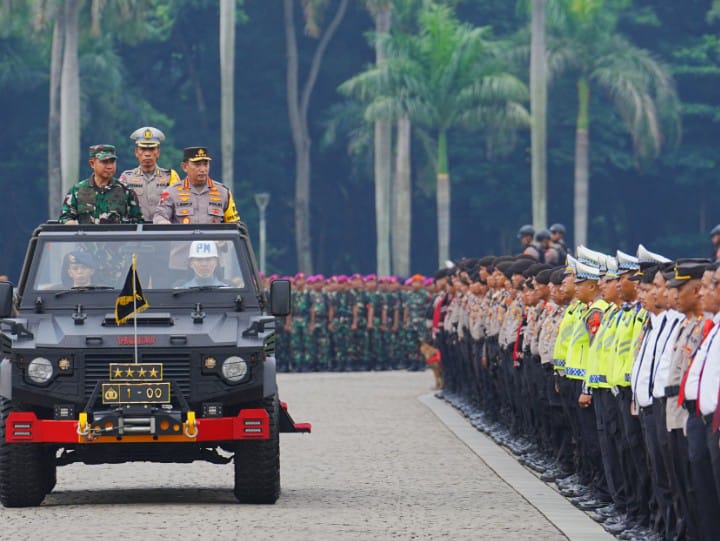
left=5, top=410, right=270, bottom=444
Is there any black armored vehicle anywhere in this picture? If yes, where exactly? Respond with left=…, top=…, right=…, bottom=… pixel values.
left=0, top=223, right=310, bottom=507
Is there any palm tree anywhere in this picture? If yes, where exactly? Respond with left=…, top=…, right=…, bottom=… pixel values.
left=60, top=0, right=81, bottom=193
left=548, top=0, right=680, bottom=246
left=284, top=0, right=349, bottom=274
left=364, top=0, right=393, bottom=276
left=219, top=0, right=236, bottom=194
left=342, top=3, right=529, bottom=266
left=530, top=0, right=547, bottom=231
left=33, top=0, right=155, bottom=206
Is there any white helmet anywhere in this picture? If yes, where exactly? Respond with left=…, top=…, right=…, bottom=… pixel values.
left=189, top=241, right=218, bottom=259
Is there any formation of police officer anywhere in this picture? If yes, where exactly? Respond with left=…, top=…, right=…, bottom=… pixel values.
left=59, top=126, right=239, bottom=225
left=437, top=241, right=720, bottom=541
left=272, top=273, right=435, bottom=374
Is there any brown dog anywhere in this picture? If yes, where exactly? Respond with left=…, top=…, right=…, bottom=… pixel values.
left=419, top=341, right=443, bottom=390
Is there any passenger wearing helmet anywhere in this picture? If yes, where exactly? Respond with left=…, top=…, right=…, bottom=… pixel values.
left=179, top=241, right=229, bottom=288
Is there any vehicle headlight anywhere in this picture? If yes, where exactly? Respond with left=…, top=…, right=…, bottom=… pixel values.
left=27, top=357, right=53, bottom=384
left=221, top=356, right=248, bottom=383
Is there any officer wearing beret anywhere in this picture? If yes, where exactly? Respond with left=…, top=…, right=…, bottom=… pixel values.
left=59, top=144, right=142, bottom=224
left=118, top=126, right=180, bottom=220
left=65, top=251, right=96, bottom=287
left=153, top=147, right=239, bottom=224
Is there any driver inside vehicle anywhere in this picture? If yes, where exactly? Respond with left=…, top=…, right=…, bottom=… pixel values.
left=178, top=241, right=229, bottom=288
left=66, top=251, right=96, bottom=287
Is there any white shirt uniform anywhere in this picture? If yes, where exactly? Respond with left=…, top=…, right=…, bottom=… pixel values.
left=652, top=310, right=685, bottom=399
left=631, top=311, right=661, bottom=408
left=699, top=319, right=720, bottom=415
left=684, top=313, right=720, bottom=402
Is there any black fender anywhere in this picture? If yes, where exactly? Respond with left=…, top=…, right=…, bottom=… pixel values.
left=263, top=356, right=277, bottom=398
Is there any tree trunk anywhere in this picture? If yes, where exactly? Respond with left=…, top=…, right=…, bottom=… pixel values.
left=48, top=10, right=64, bottom=218
left=392, top=115, right=411, bottom=276
left=60, top=0, right=80, bottom=192
left=436, top=130, right=450, bottom=266
left=530, top=0, right=547, bottom=231
left=373, top=5, right=392, bottom=276
left=574, top=77, right=590, bottom=247
left=219, top=0, right=235, bottom=192
left=284, top=0, right=348, bottom=273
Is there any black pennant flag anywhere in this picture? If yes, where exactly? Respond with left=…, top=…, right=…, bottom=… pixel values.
left=114, top=254, right=149, bottom=325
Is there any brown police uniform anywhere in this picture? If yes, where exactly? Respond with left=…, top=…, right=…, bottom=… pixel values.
left=152, top=147, right=239, bottom=225
left=119, top=166, right=179, bottom=220
left=153, top=177, right=239, bottom=224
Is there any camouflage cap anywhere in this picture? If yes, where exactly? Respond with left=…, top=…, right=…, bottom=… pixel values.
left=88, top=144, right=117, bottom=160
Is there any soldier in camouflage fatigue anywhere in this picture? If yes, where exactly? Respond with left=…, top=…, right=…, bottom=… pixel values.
left=272, top=275, right=291, bottom=372
left=404, top=274, right=431, bottom=371
left=307, top=275, right=331, bottom=371
left=384, top=277, right=403, bottom=369
left=365, top=275, right=384, bottom=370
left=288, top=273, right=310, bottom=371
left=329, top=275, right=354, bottom=371
left=350, top=273, right=369, bottom=370
left=60, top=145, right=142, bottom=225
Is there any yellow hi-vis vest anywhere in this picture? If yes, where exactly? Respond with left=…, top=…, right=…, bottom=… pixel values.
left=566, top=298, right=609, bottom=380
left=609, top=303, right=648, bottom=387
left=553, top=300, right=586, bottom=372
left=586, top=304, right=620, bottom=389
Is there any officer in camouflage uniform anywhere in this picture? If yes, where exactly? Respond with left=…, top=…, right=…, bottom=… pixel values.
left=404, top=274, right=431, bottom=371
left=154, top=147, right=239, bottom=225
left=350, top=273, right=369, bottom=370
left=271, top=275, right=291, bottom=372
left=60, top=144, right=142, bottom=225
left=384, top=277, right=403, bottom=369
left=365, top=275, right=384, bottom=370
left=330, top=275, right=354, bottom=371
left=307, top=275, right=331, bottom=371
left=119, top=126, right=180, bottom=221
left=289, top=273, right=310, bottom=371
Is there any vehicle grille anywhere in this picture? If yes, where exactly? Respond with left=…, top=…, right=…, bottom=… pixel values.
left=83, top=351, right=193, bottom=400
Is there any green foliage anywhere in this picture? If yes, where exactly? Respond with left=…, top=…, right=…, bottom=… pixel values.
left=2, top=0, right=720, bottom=277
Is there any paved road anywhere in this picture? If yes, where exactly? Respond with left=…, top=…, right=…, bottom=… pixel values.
left=0, top=372, right=566, bottom=540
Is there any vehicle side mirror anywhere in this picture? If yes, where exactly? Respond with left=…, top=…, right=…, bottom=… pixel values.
left=269, top=280, right=291, bottom=317
left=0, top=282, right=13, bottom=318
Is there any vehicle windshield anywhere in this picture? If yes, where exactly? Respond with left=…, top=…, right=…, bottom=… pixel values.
left=31, top=238, right=247, bottom=291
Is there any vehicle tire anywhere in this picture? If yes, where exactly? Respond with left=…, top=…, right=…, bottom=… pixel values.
left=43, top=448, right=57, bottom=494
left=233, top=394, right=280, bottom=504
left=0, top=399, right=48, bottom=507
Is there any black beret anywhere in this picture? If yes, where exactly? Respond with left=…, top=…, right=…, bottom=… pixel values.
left=497, top=262, right=514, bottom=279
left=524, top=263, right=552, bottom=278
left=510, top=258, right=535, bottom=276
left=478, top=256, right=496, bottom=268
left=550, top=268, right=565, bottom=285
left=536, top=269, right=554, bottom=285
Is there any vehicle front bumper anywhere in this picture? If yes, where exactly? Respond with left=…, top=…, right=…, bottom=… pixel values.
left=5, top=409, right=270, bottom=444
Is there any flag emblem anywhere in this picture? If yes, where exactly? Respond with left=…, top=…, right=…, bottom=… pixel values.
left=115, top=255, right=149, bottom=325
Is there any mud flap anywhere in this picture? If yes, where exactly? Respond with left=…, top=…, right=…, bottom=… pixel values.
left=278, top=401, right=311, bottom=433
